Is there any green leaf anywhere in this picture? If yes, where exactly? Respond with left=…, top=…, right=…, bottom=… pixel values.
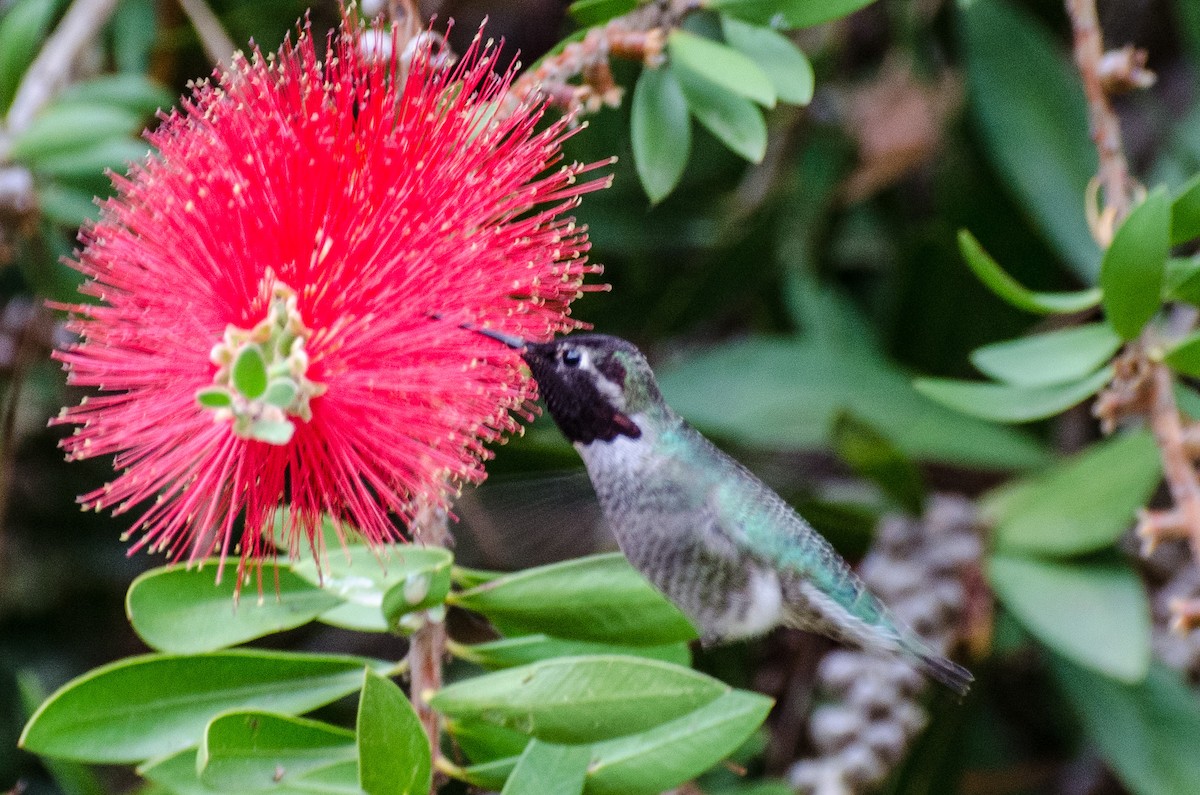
left=1165, top=256, right=1200, bottom=305
left=56, top=73, right=173, bottom=117
left=831, top=412, right=924, bottom=514
left=380, top=554, right=452, bottom=629
left=970, top=323, right=1123, bottom=387
left=31, top=138, right=150, bottom=184
left=446, top=718, right=531, bottom=764
left=127, top=562, right=342, bottom=654
left=501, top=740, right=589, bottom=795
left=451, top=757, right=518, bottom=791
left=959, top=0, right=1100, bottom=279
left=957, top=230, right=1102, bottom=314
left=672, top=63, right=767, bottom=163
left=196, top=387, right=234, bottom=409
left=0, top=0, right=59, bottom=113
left=450, top=635, right=691, bottom=670
left=429, top=656, right=728, bottom=743
left=143, top=746, right=362, bottom=795
left=292, top=545, right=453, bottom=633
left=1052, top=660, right=1200, bottom=795
left=631, top=67, right=691, bottom=204
left=913, top=365, right=1113, bottom=423
left=1172, top=171, right=1200, bottom=245
left=667, top=30, right=775, bottom=107
left=233, top=344, right=269, bottom=399
left=198, top=711, right=355, bottom=791
left=358, top=671, right=429, bottom=795
left=988, top=431, right=1161, bottom=556
left=250, top=419, right=295, bottom=445
left=1101, top=187, right=1171, bottom=340
left=1164, top=330, right=1200, bottom=377
left=9, top=102, right=143, bottom=165
left=448, top=552, right=697, bottom=645
left=15, top=672, right=105, bottom=795
left=19, top=650, right=390, bottom=763
left=110, top=0, right=158, bottom=74
left=37, top=182, right=99, bottom=227
left=720, top=18, right=813, bottom=105
left=567, top=0, right=636, bottom=26
left=263, top=378, right=299, bottom=409
left=658, top=332, right=1048, bottom=470
left=705, top=0, right=875, bottom=29
left=988, top=555, right=1150, bottom=682
left=586, top=690, right=773, bottom=795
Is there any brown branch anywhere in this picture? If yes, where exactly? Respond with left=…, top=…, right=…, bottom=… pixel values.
left=1066, top=0, right=1137, bottom=239
left=2, top=0, right=121, bottom=140
left=407, top=500, right=450, bottom=793
left=176, top=0, right=236, bottom=66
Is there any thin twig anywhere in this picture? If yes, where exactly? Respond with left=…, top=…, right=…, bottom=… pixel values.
left=1065, top=0, right=1135, bottom=237
left=176, top=0, right=237, bottom=65
left=407, top=500, right=450, bottom=792
left=2, top=0, right=121, bottom=140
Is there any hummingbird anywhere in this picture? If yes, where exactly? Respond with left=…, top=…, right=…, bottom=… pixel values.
left=471, top=327, right=972, bottom=696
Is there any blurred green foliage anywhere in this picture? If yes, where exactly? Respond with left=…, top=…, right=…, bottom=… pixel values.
left=6, top=0, right=1200, bottom=793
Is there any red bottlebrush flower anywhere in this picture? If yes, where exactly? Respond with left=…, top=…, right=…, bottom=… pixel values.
left=53, top=17, right=608, bottom=577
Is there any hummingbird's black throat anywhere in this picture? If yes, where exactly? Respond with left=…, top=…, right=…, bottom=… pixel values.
left=522, top=341, right=642, bottom=445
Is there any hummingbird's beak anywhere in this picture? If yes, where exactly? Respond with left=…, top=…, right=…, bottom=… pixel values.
left=464, top=323, right=527, bottom=350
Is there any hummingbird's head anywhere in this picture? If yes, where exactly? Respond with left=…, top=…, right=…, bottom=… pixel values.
left=521, top=334, right=664, bottom=445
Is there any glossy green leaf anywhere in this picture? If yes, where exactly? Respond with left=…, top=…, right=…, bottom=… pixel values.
left=501, top=740, right=589, bottom=795
left=1172, top=171, right=1200, bottom=245
left=1101, top=187, right=1170, bottom=340
left=631, top=66, right=691, bottom=204
left=0, top=0, right=59, bottom=113
left=970, top=323, right=1123, bottom=387
left=567, top=0, right=637, bottom=26
left=31, top=138, right=150, bottom=183
left=960, top=0, right=1100, bottom=279
left=19, top=651, right=390, bottom=763
left=658, top=332, right=1047, bottom=469
left=142, top=746, right=361, bottom=795
left=668, top=30, right=775, bottom=107
left=988, top=555, right=1150, bottom=682
left=1165, top=256, right=1200, bottom=305
left=720, top=18, right=814, bottom=105
left=358, top=671, right=429, bottom=795
left=1053, top=660, right=1200, bottom=795
left=831, top=412, right=924, bottom=515
left=56, top=73, right=173, bottom=117
left=957, top=230, right=1101, bottom=314
left=586, top=690, right=774, bottom=795
left=15, top=672, right=105, bottom=795
left=1164, top=330, right=1200, bottom=377
left=380, top=554, right=452, bottom=630
left=429, top=656, right=727, bottom=743
left=127, top=562, right=341, bottom=654
left=292, top=544, right=452, bottom=632
left=913, top=366, right=1112, bottom=424
left=673, top=63, right=767, bottom=163
left=445, top=718, right=531, bottom=764
left=449, top=552, right=697, bottom=645
left=37, top=183, right=100, bottom=226
left=705, top=0, right=874, bottom=29
left=9, top=102, right=143, bottom=165
left=988, top=431, right=1161, bottom=556
left=196, top=387, right=234, bottom=409
left=450, top=757, right=517, bottom=791
left=449, top=635, right=691, bottom=670
left=198, top=711, right=355, bottom=791
left=233, top=344, right=269, bottom=399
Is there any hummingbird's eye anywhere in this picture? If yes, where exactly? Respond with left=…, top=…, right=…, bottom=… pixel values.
left=561, top=348, right=583, bottom=368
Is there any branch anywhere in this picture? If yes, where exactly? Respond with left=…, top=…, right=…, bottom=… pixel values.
left=3, top=0, right=121, bottom=137
left=1065, top=0, right=1136, bottom=237
left=177, top=0, right=236, bottom=66
left=407, top=500, right=450, bottom=793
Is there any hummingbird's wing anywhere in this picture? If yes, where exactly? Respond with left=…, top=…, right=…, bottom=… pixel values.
left=676, top=429, right=972, bottom=694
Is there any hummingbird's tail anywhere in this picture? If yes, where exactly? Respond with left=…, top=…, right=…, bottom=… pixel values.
left=907, top=643, right=973, bottom=697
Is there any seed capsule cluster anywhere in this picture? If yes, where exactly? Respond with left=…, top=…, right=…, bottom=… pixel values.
left=789, top=495, right=980, bottom=794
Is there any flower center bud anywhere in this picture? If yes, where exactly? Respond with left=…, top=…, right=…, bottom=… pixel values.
left=197, top=281, right=326, bottom=445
